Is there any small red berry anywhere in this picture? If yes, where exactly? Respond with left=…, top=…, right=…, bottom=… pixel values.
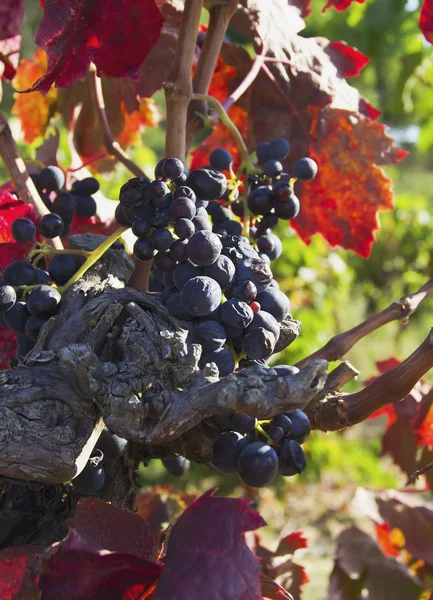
left=250, top=301, right=261, bottom=313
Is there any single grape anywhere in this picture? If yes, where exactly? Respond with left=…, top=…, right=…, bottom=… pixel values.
left=187, top=230, right=222, bottom=267
left=162, top=456, right=190, bottom=476
left=151, top=228, right=174, bottom=251
left=173, top=261, right=202, bottom=289
left=237, top=442, right=279, bottom=487
left=269, top=138, right=290, bottom=161
left=170, top=239, right=188, bottom=262
left=244, top=310, right=280, bottom=342
left=174, top=186, right=196, bottom=202
left=199, top=347, right=235, bottom=377
left=132, top=218, right=153, bottom=238
left=207, top=202, right=232, bottom=224
left=193, top=214, right=212, bottom=232
left=154, top=158, right=166, bottom=178
left=231, top=201, right=244, bottom=218
left=115, top=203, right=136, bottom=227
left=11, top=218, right=36, bottom=243
left=25, top=315, right=46, bottom=341
left=74, top=195, right=97, bottom=219
left=29, top=173, right=43, bottom=193
left=171, top=197, right=196, bottom=221
left=278, top=439, right=307, bottom=476
left=231, top=280, right=257, bottom=303
left=152, top=209, right=171, bottom=228
left=187, top=168, right=227, bottom=200
left=191, top=320, right=226, bottom=353
left=95, top=428, right=127, bottom=463
left=119, top=177, right=151, bottom=210
left=269, top=425, right=284, bottom=442
left=162, top=158, right=184, bottom=180
left=4, top=260, right=38, bottom=287
left=0, top=284, right=16, bottom=312
left=209, top=148, right=233, bottom=171
left=174, top=218, right=195, bottom=240
left=73, top=462, right=106, bottom=495
left=274, top=195, right=300, bottom=220
left=39, top=165, right=65, bottom=191
left=154, top=251, right=176, bottom=272
left=247, top=187, right=274, bottom=215
left=39, top=213, right=64, bottom=239
left=26, top=285, right=61, bottom=318
left=71, top=177, right=100, bottom=196
left=230, top=414, right=256, bottom=434
left=134, top=236, right=157, bottom=261
left=166, top=292, right=195, bottom=321
left=48, top=254, right=82, bottom=285
left=236, top=258, right=273, bottom=293
left=221, top=298, right=253, bottom=329
left=150, top=179, right=169, bottom=198
left=286, top=409, right=311, bottom=444
left=262, top=160, right=283, bottom=178
left=162, top=284, right=178, bottom=305
left=256, top=288, right=290, bottom=323
left=271, top=414, right=293, bottom=434
left=213, top=219, right=243, bottom=237
left=180, top=276, right=221, bottom=316
left=211, top=431, right=248, bottom=473
left=267, top=234, right=283, bottom=261
left=293, top=157, right=318, bottom=180
left=203, top=255, right=235, bottom=290
left=242, top=327, right=276, bottom=360
left=273, top=182, right=293, bottom=202
left=163, top=270, right=174, bottom=287
left=4, top=301, right=30, bottom=332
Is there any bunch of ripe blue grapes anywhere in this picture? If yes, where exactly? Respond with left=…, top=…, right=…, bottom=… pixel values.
left=0, top=166, right=99, bottom=360
left=115, top=138, right=317, bottom=487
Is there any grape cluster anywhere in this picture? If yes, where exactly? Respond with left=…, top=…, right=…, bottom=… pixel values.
left=207, top=398, right=311, bottom=487
left=30, top=166, right=99, bottom=237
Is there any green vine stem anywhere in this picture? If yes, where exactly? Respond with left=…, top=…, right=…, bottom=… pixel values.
left=58, top=226, right=128, bottom=295
left=191, top=94, right=260, bottom=238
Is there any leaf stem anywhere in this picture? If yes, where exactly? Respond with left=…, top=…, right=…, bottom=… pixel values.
left=58, top=226, right=128, bottom=295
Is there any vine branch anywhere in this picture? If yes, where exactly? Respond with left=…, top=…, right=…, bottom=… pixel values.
left=164, top=0, right=204, bottom=160
left=88, top=68, right=148, bottom=179
left=296, top=276, right=433, bottom=369
left=308, top=329, right=433, bottom=431
left=407, top=462, right=433, bottom=485
left=0, top=112, right=64, bottom=250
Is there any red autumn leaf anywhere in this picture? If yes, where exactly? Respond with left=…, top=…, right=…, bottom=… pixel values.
left=27, top=0, right=164, bottom=95
left=0, top=328, right=17, bottom=370
left=153, top=489, right=265, bottom=600
left=420, top=0, right=433, bottom=44
left=417, top=403, right=433, bottom=449
left=323, top=0, right=366, bottom=12
left=0, top=545, right=39, bottom=600
left=274, top=532, right=308, bottom=557
left=327, top=41, right=369, bottom=78
left=260, top=573, right=294, bottom=600
left=66, top=498, right=157, bottom=560
left=69, top=215, right=119, bottom=239
left=0, top=0, right=23, bottom=81
left=38, top=549, right=163, bottom=600
left=381, top=419, right=418, bottom=477
left=291, top=106, right=408, bottom=258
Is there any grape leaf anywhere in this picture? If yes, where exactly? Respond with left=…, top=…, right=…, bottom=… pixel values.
left=66, top=498, right=157, bottom=560
left=374, top=523, right=401, bottom=558
left=12, top=49, right=58, bottom=143
left=381, top=419, right=418, bottom=477
left=0, top=0, right=23, bottom=81
left=153, top=489, right=265, bottom=600
left=38, top=549, right=163, bottom=600
left=27, top=0, right=164, bottom=95
left=274, top=532, right=308, bottom=557
left=420, top=0, right=433, bottom=43
left=329, top=526, right=422, bottom=600
left=0, top=192, right=39, bottom=271
left=0, top=545, right=39, bottom=600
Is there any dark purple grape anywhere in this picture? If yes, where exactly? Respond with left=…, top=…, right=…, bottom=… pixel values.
left=152, top=209, right=171, bottom=228
left=73, top=461, right=106, bottom=495
left=4, top=301, right=30, bottom=331
left=134, top=236, right=156, bottom=261
left=173, top=261, right=202, bottom=289
left=231, top=280, right=257, bottom=303
left=25, top=315, right=46, bottom=341
left=245, top=310, right=280, bottom=341
left=231, top=201, right=244, bottom=218
left=256, top=142, right=271, bottom=163
left=273, top=182, right=293, bottom=202
left=162, top=158, right=184, bottom=180
left=293, top=157, right=318, bottom=180
left=236, top=258, right=273, bottom=293
left=132, top=218, right=152, bottom=237
left=170, top=239, right=188, bottom=262
left=274, top=195, right=300, bottom=220
left=162, top=284, right=178, bottom=305
left=221, top=298, right=253, bottom=329
left=71, top=177, right=99, bottom=196
left=209, top=148, right=233, bottom=171
left=75, top=195, right=97, bottom=218
left=151, top=228, right=174, bottom=251
left=278, top=439, right=307, bottom=476
left=207, top=202, right=232, bottom=224
left=154, top=251, right=176, bottom=272
left=39, top=213, right=64, bottom=238
left=48, top=254, right=82, bottom=285
left=203, top=255, right=235, bottom=291
left=174, top=218, right=195, bottom=240
left=231, top=414, right=255, bottom=434
left=237, top=442, right=279, bottom=487
left=211, top=431, right=248, bottom=473
left=269, top=425, right=284, bottom=442
left=51, top=191, right=76, bottom=224
left=269, top=138, right=290, bottom=161
left=174, top=186, right=196, bottom=202
left=187, top=168, right=227, bottom=200
left=248, top=186, right=274, bottom=215
left=286, top=409, right=311, bottom=444
left=187, top=231, right=222, bottom=267
left=180, top=276, right=221, bottom=316
left=39, top=165, right=65, bottom=191
left=150, top=179, right=170, bottom=198
left=115, top=203, right=136, bottom=227
left=119, top=177, right=151, bottom=210
left=199, top=347, right=235, bottom=376
left=11, top=218, right=36, bottom=243
left=26, top=285, right=61, bottom=318
left=193, top=214, right=212, bottom=231
left=242, top=327, right=276, bottom=360
left=171, top=197, right=196, bottom=221
left=192, top=320, right=226, bottom=353
left=4, top=260, right=38, bottom=286
left=17, top=331, right=35, bottom=359
left=272, top=414, right=293, bottom=434
left=256, top=288, right=290, bottom=322
left=262, top=160, right=283, bottom=178
left=166, top=292, right=194, bottom=321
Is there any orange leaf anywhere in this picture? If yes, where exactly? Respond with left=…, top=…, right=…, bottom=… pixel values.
left=12, top=49, right=57, bottom=143
left=374, top=523, right=402, bottom=558
left=292, top=106, right=408, bottom=258
left=117, top=98, right=161, bottom=147
left=417, top=404, right=433, bottom=450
